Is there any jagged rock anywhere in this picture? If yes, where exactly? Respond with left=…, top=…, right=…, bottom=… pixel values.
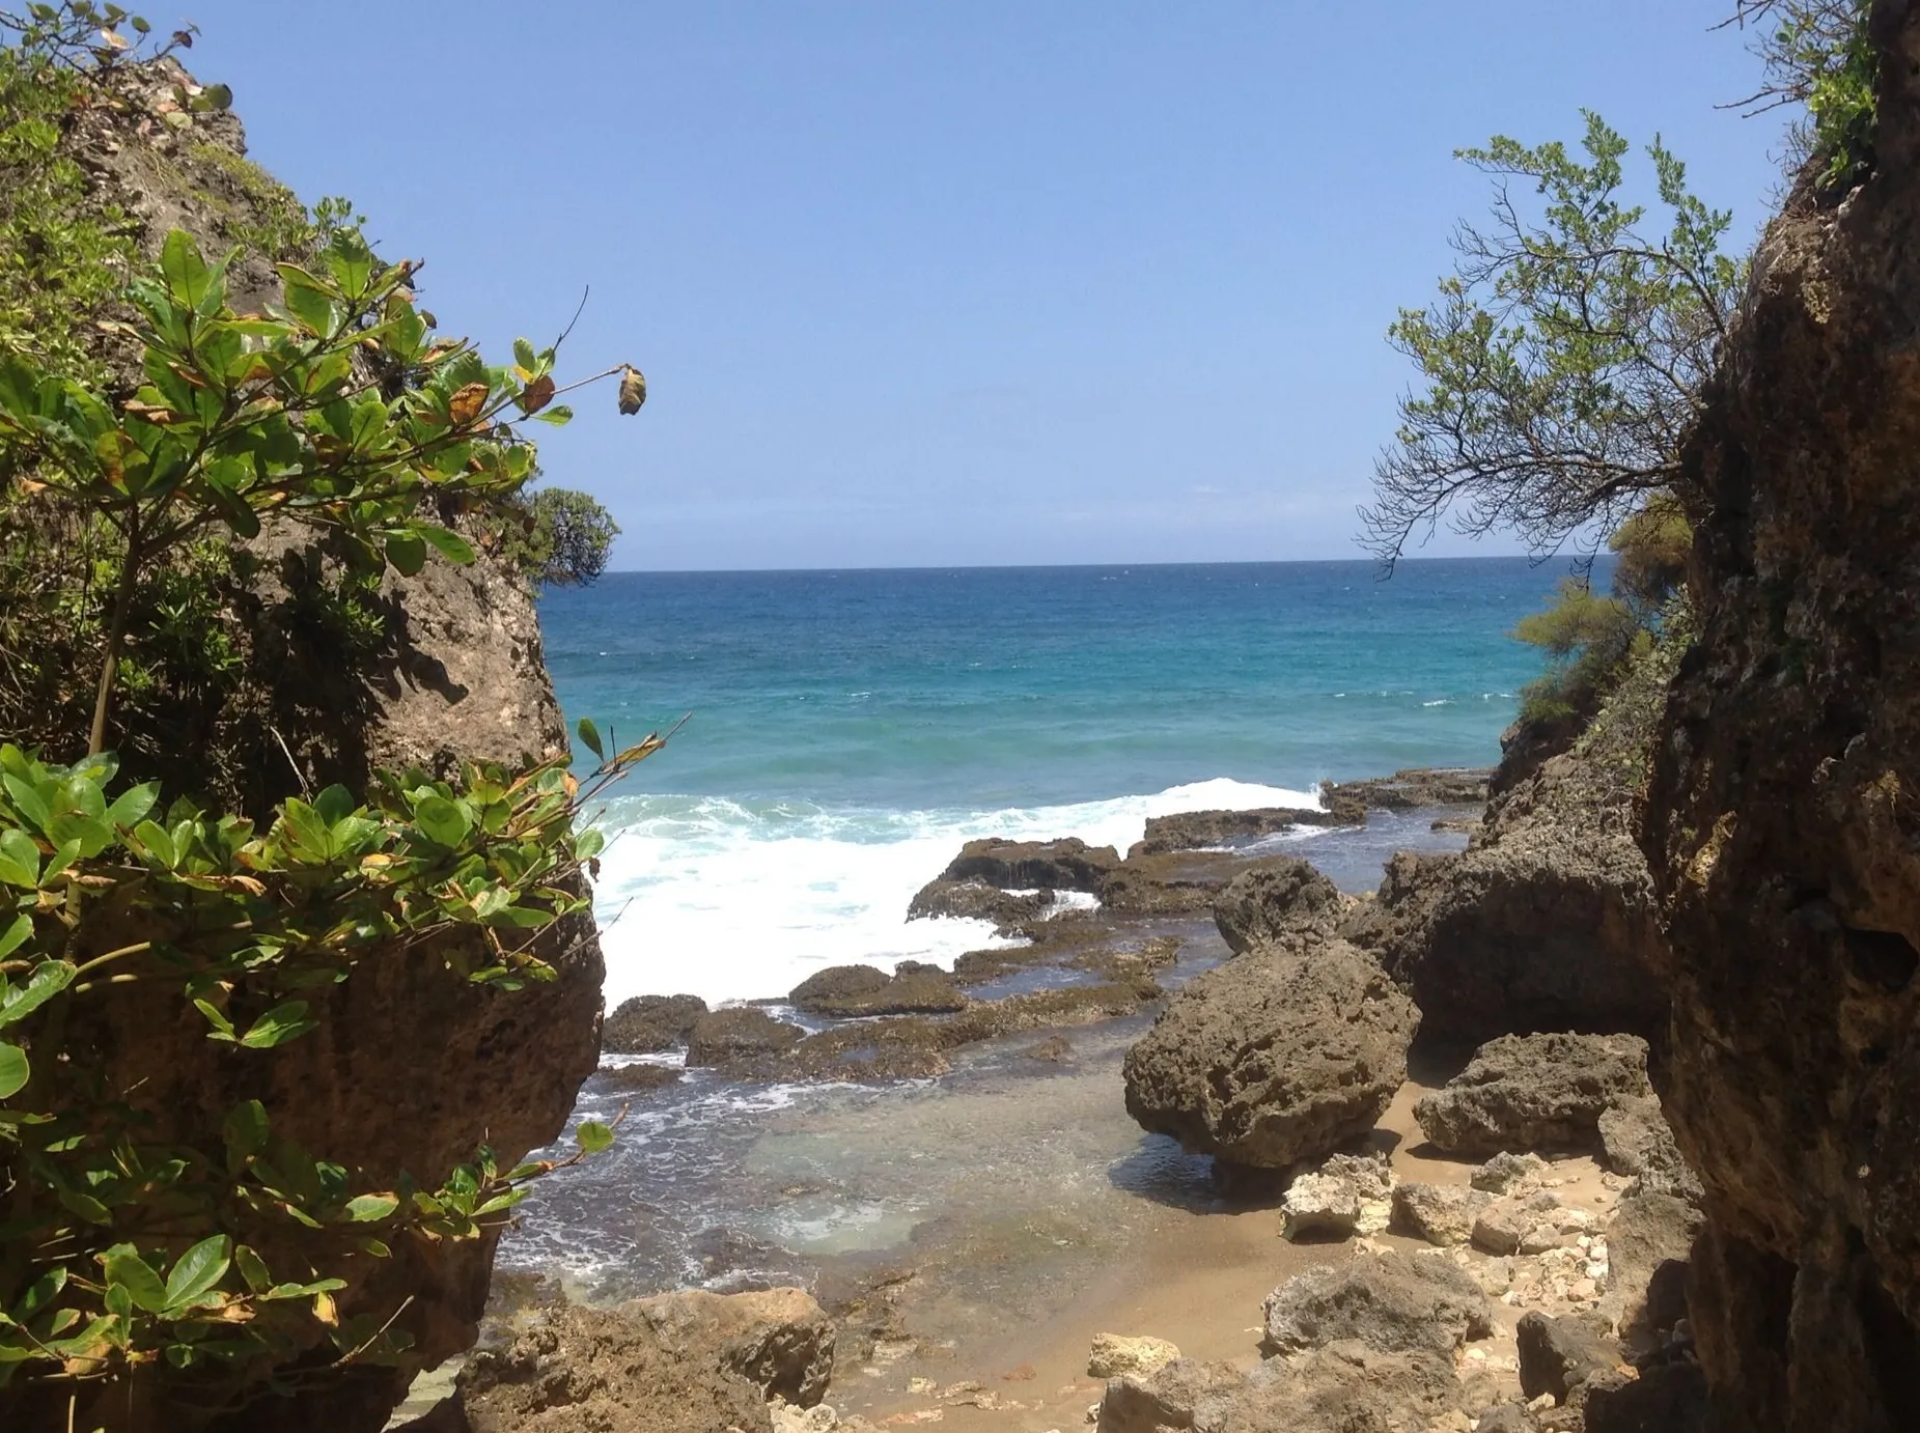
left=1472, top=1192, right=1569, bottom=1258
left=1596, top=1096, right=1702, bottom=1201
left=1281, top=1151, right=1394, bottom=1242
left=1473, top=1404, right=1536, bottom=1433
left=1323, top=768, right=1491, bottom=814
left=1581, top=1362, right=1708, bottom=1433
left=603, top=994, right=708, bottom=1054
left=905, top=879, right=1053, bottom=928
left=1212, top=857, right=1345, bottom=954
left=1517, top=1312, right=1618, bottom=1404
left=787, top=964, right=967, bottom=1018
left=1130, top=806, right=1349, bottom=857
left=1096, top=1344, right=1465, bottom=1433
left=453, top=1289, right=833, bottom=1432
left=1598, top=1190, right=1704, bottom=1337
left=771, top=1401, right=840, bottom=1433
left=1345, top=780, right=1666, bottom=1048
left=938, top=837, right=1118, bottom=894
left=1390, top=1182, right=1491, bottom=1247
left=1123, top=941, right=1417, bottom=1169
left=1413, top=1033, right=1653, bottom=1156
left=1472, top=1151, right=1550, bottom=1195
left=1261, top=1250, right=1494, bottom=1359
left=598, top=1063, right=682, bottom=1095
left=1087, top=1333, right=1181, bottom=1380
left=686, top=1008, right=806, bottom=1070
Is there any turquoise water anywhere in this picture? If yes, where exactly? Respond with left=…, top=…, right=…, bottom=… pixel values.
left=537, top=558, right=1569, bottom=1005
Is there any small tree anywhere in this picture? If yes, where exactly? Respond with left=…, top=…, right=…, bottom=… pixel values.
left=1360, top=112, right=1744, bottom=568
left=505, top=485, right=621, bottom=587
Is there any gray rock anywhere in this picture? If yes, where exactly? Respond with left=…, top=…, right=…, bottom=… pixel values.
left=1599, top=1190, right=1705, bottom=1337
left=938, top=837, right=1118, bottom=894
left=1123, top=941, right=1418, bottom=1169
left=1472, top=1151, right=1549, bottom=1195
left=1597, top=1096, right=1703, bottom=1202
left=1517, top=1312, right=1618, bottom=1404
left=1281, top=1152, right=1393, bottom=1242
left=1414, top=1033, right=1653, bottom=1156
left=1096, top=1358, right=1246, bottom=1433
left=1471, top=1192, right=1565, bottom=1258
left=603, top=994, right=708, bottom=1054
left=1260, top=1250, right=1494, bottom=1359
left=787, top=964, right=967, bottom=1018
left=1212, top=858, right=1345, bottom=955
left=1474, top=1404, right=1536, bottom=1433
left=905, top=878, right=1053, bottom=928
left=1581, top=1362, right=1708, bottom=1433
left=1389, top=1182, right=1490, bottom=1247
left=1097, top=1344, right=1465, bottom=1433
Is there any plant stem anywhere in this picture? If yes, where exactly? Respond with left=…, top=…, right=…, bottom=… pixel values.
left=87, top=514, right=141, bottom=757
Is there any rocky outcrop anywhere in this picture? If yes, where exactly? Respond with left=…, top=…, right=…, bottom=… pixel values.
left=1212, top=857, right=1345, bottom=954
left=905, top=879, right=1053, bottom=928
left=787, top=964, right=967, bottom=1018
left=1122, top=941, right=1418, bottom=1171
left=1413, top=1033, right=1655, bottom=1156
left=1392, top=1183, right=1492, bottom=1247
left=1261, top=1251, right=1495, bottom=1358
left=1516, top=1311, right=1617, bottom=1405
left=937, top=837, right=1118, bottom=894
left=446, top=1289, right=833, bottom=1433
left=1129, top=805, right=1349, bottom=857
left=1323, top=766, right=1491, bottom=822
left=1087, top=1333, right=1182, bottom=1380
left=1634, top=11, right=1920, bottom=1429
left=686, top=1008, right=806, bottom=1071
left=603, top=994, right=708, bottom=1054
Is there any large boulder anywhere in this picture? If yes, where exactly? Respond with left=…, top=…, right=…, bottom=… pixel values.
left=905, top=878, right=1053, bottom=928
left=1212, top=857, right=1345, bottom=955
left=451, top=1289, right=834, bottom=1433
left=1123, top=941, right=1418, bottom=1170
left=1413, top=1032, right=1654, bottom=1156
left=603, top=993, right=708, bottom=1054
left=1596, top=1095, right=1702, bottom=1200
left=1390, top=1182, right=1492, bottom=1247
left=1097, top=1345, right=1465, bottom=1433
left=937, top=837, right=1118, bottom=893
left=1260, top=1251, right=1494, bottom=1359
left=686, top=1008, right=806, bottom=1070
left=1516, top=1312, right=1618, bottom=1404
left=787, top=964, right=967, bottom=1018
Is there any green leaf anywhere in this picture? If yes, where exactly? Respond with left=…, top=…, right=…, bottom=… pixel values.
left=344, top=1193, right=399, bottom=1223
left=163, top=1236, right=232, bottom=1312
left=277, top=265, right=336, bottom=337
left=2, top=775, right=52, bottom=835
left=222, top=1100, right=268, bottom=1164
left=104, top=1247, right=172, bottom=1315
left=0, top=1042, right=25, bottom=1099
left=14, top=1267, right=66, bottom=1322
left=513, top=337, right=537, bottom=370
left=0, top=830, right=39, bottom=889
left=105, top=781, right=158, bottom=831
left=57, top=1188, right=112, bottom=1225
left=576, top=1120, right=614, bottom=1155
left=159, top=230, right=212, bottom=311
left=415, top=524, right=475, bottom=565
left=238, top=1002, right=317, bottom=1049
left=576, top=717, right=604, bottom=760
left=196, top=999, right=237, bottom=1041
left=0, top=914, right=31, bottom=962
left=0, top=960, right=74, bottom=1028
left=412, top=795, right=471, bottom=848
left=384, top=531, right=426, bottom=576
left=535, top=404, right=574, bottom=426
left=234, top=1246, right=272, bottom=1294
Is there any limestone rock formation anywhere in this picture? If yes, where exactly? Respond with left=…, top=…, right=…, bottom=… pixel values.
left=686, top=1007, right=806, bottom=1070
left=1635, top=11, right=1920, bottom=1428
left=905, top=878, right=1054, bottom=928
left=1260, top=1250, right=1494, bottom=1359
left=1281, top=1151, right=1395, bottom=1241
left=1122, top=941, right=1417, bottom=1170
left=1516, top=1312, right=1618, bottom=1405
left=787, top=964, right=968, bottom=1018
left=1087, top=1333, right=1182, bottom=1380
left=1129, top=805, right=1349, bottom=857
left=938, top=837, right=1118, bottom=893
left=1212, top=857, right=1346, bottom=955
left=603, top=993, right=708, bottom=1054
left=1413, top=1033, right=1655, bottom=1156
left=1391, top=1182, right=1492, bottom=1247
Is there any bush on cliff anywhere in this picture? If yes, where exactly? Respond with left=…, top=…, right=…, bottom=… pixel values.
left=0, top=6, right=645, bottom=1422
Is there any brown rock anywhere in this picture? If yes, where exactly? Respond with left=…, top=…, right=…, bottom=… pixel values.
left=604, top=993, right=708, bottom=1054
left=1413, top=1033, right=1654, bottom=1156
left=788, top=964, right=968, bottom=1018
left=1260, top=1251, right=1495, bottom=1358
left=938, top=837, right=1118, bottom=893
left=1516, top=1312, right=1618, bottom=1404
left=686, top=1007, right=806, bottom=1070
left=1211, top=857, right=1345, bottom=955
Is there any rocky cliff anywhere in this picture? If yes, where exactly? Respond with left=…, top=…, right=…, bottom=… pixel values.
left=10, top=55, right=605, bottom=1433
left=1640, top=4, right=1920, bottom=1429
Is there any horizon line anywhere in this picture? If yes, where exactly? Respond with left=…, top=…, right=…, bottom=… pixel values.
left=583, top=552, right=1594, bottom=579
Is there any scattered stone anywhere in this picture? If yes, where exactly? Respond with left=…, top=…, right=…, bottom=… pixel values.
left=1473, top=1151, right=1550, bottom=1195
left=685, top=1007, right=806, bottom=1071
left=1414, top=1033, right=1654, bottom=1156
left=1516, top=1312, right=1618, bottom=1404
left=1472, top=1192, right=1564, bottom=1258
left=1282, top=1151, right=1393, bottom=1241
left=1097, top=1345, right=1466, bottom=1433
left=1211, top=857, right=1345, bottom=955
left=773, top=1400, right=840, bottom=1433
left=1261, top=1250, right=1494, bottom=1359
left=1087, top=1332, right=1181, bottom=1380
left=603, top=993, right=708, bottom=1054
left=788, top=964, right=968, bottom=1018
left=1095, top=1359, right=1245, bottom=1433
left=1123, top=941, right=1417, bottom=1169
left=1390, top=1182, right=1491, bottom=1247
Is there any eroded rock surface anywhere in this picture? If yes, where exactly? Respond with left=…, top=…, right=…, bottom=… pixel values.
left=1413, top=1033, right=1654, bottom=1156
left=1261, top=1250, right=1494, bottom=1359
left=788, top=964, right=968, bottom=1018
left=603, top=993, right=708, bottom=1054
left=1212, top=857, right=1345, bottom=955
left=1123, top=941, right=1417, bottom=1169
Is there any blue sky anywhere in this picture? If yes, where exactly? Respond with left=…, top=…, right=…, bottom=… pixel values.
left=172, top=2, right=1784, bottom=571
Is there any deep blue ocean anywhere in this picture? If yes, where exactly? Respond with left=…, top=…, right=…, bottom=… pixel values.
left=536, top=558, right=1575, bottom=1004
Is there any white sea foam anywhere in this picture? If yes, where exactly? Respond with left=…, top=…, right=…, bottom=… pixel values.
left=587, top=777, right=1322, bottom=1005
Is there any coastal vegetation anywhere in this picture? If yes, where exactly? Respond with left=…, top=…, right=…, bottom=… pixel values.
left=0, top=4, right=645, bottom=1422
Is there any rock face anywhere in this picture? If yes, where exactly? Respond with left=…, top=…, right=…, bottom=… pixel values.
left=451, top=1289, right=834, bottom=1433
left=1260, top=1251, right=1495, bottom=1359
left=1516, top=1312, right=1617, bottom=1404
left=1122, top=941, right=1418, bottom=1170
left=1212, top=857, right=1345, bottom=955
left=1349, top=765, right=1667, bottom=1048
left=603, top=994, right=708, bottom=1054
left=1635, top=13, right=1920, bottom=1429
left=1413, top=1033, right=1654, bottom=1156
left=787, top=964, right=968, bottom=1018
